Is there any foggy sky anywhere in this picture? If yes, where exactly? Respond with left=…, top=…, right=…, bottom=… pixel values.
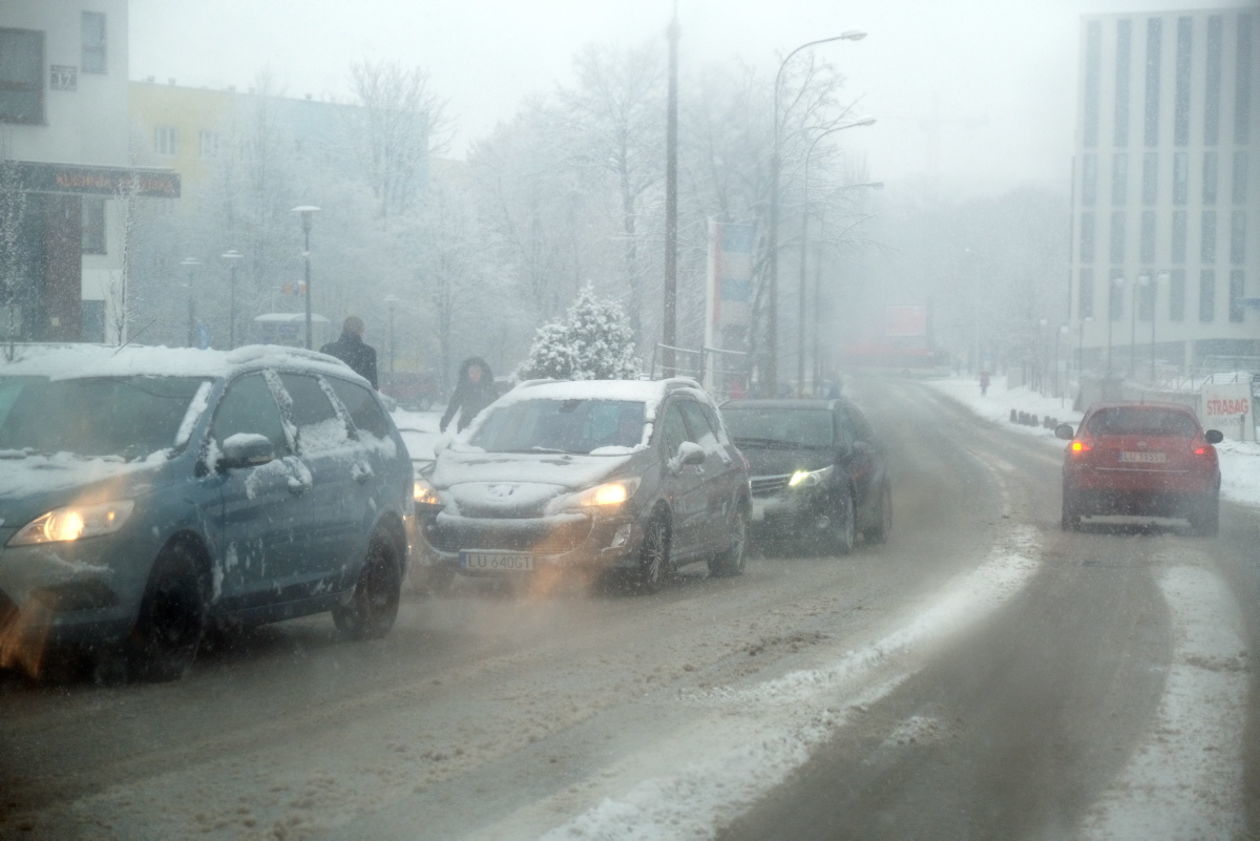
left=128, top=0, right=1245, bottom=199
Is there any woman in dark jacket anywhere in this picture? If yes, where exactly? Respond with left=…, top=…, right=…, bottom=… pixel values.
left=440, top=356, right=497, bottom=432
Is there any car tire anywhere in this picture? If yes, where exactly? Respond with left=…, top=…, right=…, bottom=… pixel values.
left=709, top=507, right=748, bottom=577
left=834, top=491, right=856, bottom=556
left=1189, top=493, right=1220, bottom=538
left=637, top=513, right=671, bottom=594
left=1061, top=485, right=1082, bottom=531
left=866, top=480, right=892, bottom=545
left=127, top=541, right=209, bottom=682
left=333, top=535, right=402, bottom=640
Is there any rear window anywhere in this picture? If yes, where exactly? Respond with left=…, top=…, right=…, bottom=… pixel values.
left=1086, top=407, right=1200, bottom=437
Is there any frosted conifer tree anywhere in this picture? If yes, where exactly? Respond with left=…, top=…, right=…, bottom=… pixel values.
left=519, top=285, right=639, bottom=380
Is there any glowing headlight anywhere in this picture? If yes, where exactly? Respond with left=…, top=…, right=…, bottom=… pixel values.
left=413, top=478, right=442, bottom=507
left=9, top=500, right=136, bottom=546
left=788, top=466, right=833, bottom=488
left=574, top=478, right=641, bottom=508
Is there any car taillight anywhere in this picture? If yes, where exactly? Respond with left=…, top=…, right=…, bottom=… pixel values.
left=1070, top=439, right=1093, bottom=454
left=1193, top=444, right=1214, bottom=457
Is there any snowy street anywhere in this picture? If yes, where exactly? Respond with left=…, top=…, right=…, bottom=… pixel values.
left=2, top=375, right=1257, bottom=841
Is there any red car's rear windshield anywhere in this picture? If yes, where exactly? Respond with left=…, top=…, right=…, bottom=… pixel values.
left=1085, top=407, right=1200, bottom=437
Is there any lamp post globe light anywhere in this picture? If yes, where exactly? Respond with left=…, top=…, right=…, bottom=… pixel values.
left=767, top=29, right=866, bottom=397
left=220, top=249, right=244, bottom=349
left=180, top=256, right=202, bottom=348
left=291, top=205, right=321, bottom=349
left=797, top=118, right=876, bottom=395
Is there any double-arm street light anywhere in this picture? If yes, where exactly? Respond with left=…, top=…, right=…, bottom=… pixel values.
left=180, top=256, right=202, bottom=348
left=767, top=29, right=866, bottom=397
left=291, top=205, right=321, bottom=349
left=221, top=249, right=243, bottom=348
left=797, top=117, right=876, bottom=394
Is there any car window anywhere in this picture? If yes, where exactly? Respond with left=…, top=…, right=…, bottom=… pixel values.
left=724, top=406, right=834, bottom=449
left=467, top=398, right=646, bottom=454
left=211, top=373, right=290, bottom=456
left=278, top=372, right=350, bottom=452
left=679, top=400, right=721, bottom=451
left=326, top=376, right=391, bottom=440
left=660, top=403, right=692, bottom=456
left=1086, top=407, right=1200, bottom=437
left=698, top=402, right=731, bottom=446
left=839, top=401, right=876, bottom=442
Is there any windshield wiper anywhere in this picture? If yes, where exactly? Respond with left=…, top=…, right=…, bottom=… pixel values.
left=734, top=437, right=809, bottom=450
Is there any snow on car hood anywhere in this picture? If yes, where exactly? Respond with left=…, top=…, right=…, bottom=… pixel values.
left=432, top=451, right=631, bottom=493
left=0, top=451, right=165, bottom=525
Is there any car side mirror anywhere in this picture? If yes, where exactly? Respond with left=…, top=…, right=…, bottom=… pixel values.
left=219, top=433, right=275, bottom=470
left=1205, top=429, right=1224, bottom=444
left=836, top=439, right=854, bottom=459
left=677, top=441, right=706, bottom=466
left=1054, top=423, right=1076, bottom=440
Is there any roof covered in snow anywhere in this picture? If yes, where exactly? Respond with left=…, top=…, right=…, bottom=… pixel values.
left=0, top=343, right=358, bottom=382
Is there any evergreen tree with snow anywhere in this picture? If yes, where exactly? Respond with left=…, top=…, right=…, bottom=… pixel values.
left=519, top=285, right=639, bottom=380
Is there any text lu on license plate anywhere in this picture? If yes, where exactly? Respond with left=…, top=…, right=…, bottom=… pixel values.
left=1118, top=451, right=1166, bottom=463
left=460, top=551, right=535, bottom=571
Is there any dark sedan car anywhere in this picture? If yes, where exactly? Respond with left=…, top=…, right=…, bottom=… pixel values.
left=721, top=398, right=892, bottom=553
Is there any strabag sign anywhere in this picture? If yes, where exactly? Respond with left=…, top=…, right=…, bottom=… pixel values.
left=1201, top=383, right=1254, bottom=441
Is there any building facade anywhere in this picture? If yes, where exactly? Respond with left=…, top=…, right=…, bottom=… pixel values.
left=1070, top=7, right=1259, bottom=378
left=0, top=0, right=178, bottom=343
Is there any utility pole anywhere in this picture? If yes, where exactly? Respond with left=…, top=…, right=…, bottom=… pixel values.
left=663, top=1, right=679, bottom=377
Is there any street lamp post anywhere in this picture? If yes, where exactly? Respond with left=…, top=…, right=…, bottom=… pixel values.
left=221, top=249, right=243, bottom=348
left=1151, top=271, right=1168, bottom=384
left=1130, top=272, right=1150, bottom=380
left=1056, top=323, right=1069, bottom=406
left=1077, top=315, right=1093, bottom=385
left=384, top=294, right=399, bottom=384
left=1107, top=275, right=1124, bottom=377
left=291, top=205, right=321, bottom=349
left=767, top=29, right=866, bottom=397
left=180, top=257, right=202, bottom=347
left=797, top=120, right=876, bottom=395
left=1037, top=317, right=1048, bottom=395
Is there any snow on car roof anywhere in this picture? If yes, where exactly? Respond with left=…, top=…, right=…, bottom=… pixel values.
left=0, top=343, right=358, bottom=382
left=494, top=377, right=706, bottom=420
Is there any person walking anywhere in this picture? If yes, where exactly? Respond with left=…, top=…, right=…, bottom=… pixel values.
left=440, top=356, right=496, bottom=433
left=320, top=315, right=378, bottom=389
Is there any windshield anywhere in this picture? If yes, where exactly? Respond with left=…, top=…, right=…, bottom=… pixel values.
left=1086, top=407, right=1201, bottom=437
left=723, top=408, right=834, bottom=448
left=467, top=398, right=646, bottom=455
left=0, top=375, right=209, bottom=459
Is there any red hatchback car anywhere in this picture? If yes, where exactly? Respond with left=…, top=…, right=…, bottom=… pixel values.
left=1056, top=402, right=1224, bottom=535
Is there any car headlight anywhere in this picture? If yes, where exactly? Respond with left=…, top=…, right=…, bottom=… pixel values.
left=788, top=466, right=833, bottom=488
left=413, top=478, right=442, bottom=507
left=572, top=478, right=642, bottom=509
left=8, top=500, right=136, bottom=546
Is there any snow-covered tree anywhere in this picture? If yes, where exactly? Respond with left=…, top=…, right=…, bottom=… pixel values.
left=519, top=284, right=638, bottom=380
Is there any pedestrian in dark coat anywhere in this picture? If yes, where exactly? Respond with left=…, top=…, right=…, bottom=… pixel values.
left=440, top=356, right=496, bottom=432
left=320, top=316, right=379, bottom=389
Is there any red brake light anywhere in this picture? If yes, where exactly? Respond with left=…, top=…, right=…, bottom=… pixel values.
left=1193, top=445, right=1210, bottom=456
left=1070, top=439, right=1092, bottom=454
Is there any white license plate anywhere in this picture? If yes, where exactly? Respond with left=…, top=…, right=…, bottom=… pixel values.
left=1118, top=451, right=1167, bottom=463
left=460, top=551, right=535, bottom=571
left=751, top=500, right=767, bottom=522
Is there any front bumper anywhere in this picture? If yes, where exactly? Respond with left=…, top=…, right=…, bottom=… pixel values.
left=417, top=509, right=642, bottom=574
left=750, top=487, right=839, bottom=539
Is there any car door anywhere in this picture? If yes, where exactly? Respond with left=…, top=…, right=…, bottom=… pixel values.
left=657, top=400, right=707, bottom=558
left=678, top=398, right=741, bottom=550
left=835, top=400, right=884, bottom=522
left=204, top=372, right=307, bottom=612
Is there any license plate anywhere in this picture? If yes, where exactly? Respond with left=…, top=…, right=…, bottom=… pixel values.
left=460, top=550, right=534, bottom=571
left=1118, top=451, right=1166, bottom=463
left=751, top=500, right=767, bottom=522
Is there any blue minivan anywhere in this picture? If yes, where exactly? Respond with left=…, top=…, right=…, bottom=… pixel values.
left=0, top=344, right=416, bottom=680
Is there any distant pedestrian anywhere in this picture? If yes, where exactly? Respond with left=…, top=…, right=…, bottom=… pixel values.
left=320, top=316, right=378, bottom=389
left=979, top=370, right=991, bottom=396
left=440, top=356, right=497, bottom=433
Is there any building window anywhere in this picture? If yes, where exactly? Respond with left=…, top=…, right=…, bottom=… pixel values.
left=1114, top=19, right=1132, bottom=147
left=1140, top=210, right=1157, bottom=263
left=81, top=12, right=106, bottom=74
left=1142, top=151, right=1158, bottom=204
left=1235, top=150, right=1249, bottom=204
left=1229, top=270, right=1245, bottom=322
left=1238, top=15, right=1253, bottom=146
left=1232, top=210, right=1247, bottom=264
left=1082, top=154, right=1098, bottom=206
left=1173, top=151, right=1188, bottom=204
left=1084, top=21, right=1101, bottom=148
left=1110, top=273, right=1125, bottom=321
left=0, top=28, right=44, bottom=125
left=1172, top=210, right=1188, bottom=262
left=1080, top=212, right=1096, bottom=262
left=1203, top=151, right=1218, bottom=204
left=1112, top=153, right=1128, bottom=205
left=1204, top=15, right=1221, bottom=145
left=1200, top=270, right=1215, bottom=322
left=81, top=197, right=105, bottom=255
left=1175, top=17, right=1191, bottom=146
left=154, top=126, right=178, bottom=156
left=1201, top=211, right=1217, bottom=263
left=198, top=129, right=219, bottom=159
left=1110, top=211, right=1127, bottom=263
left=1079, top=268, right=1095, bottom=319
left=1144, top=17, right=1162, bottom=146
left=1169, top=269, right=1186, bottom=321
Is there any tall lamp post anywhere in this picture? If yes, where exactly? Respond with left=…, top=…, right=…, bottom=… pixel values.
left=1037, top=317, right=1048, bottom=395
left=1055, top=323, right=1069, bottom=405
left=291, top=205, right=321, bottom=349
left=384, top=294, right=399, bottom=385
left=1107, top=275, right=1124, bottom=377
left=221, top=249, right=243, bottom=348
left=1077, top=315, right=1093, bottom=385
left=797, top=118, right=876, bottom=395
left=180, top=257, right=201, bottom=347
left=1130, top=272, right=1149, bottom=380
left=1151, top=270, right=1168, bottom=383
left=767, top=29, right=866, bottom=397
